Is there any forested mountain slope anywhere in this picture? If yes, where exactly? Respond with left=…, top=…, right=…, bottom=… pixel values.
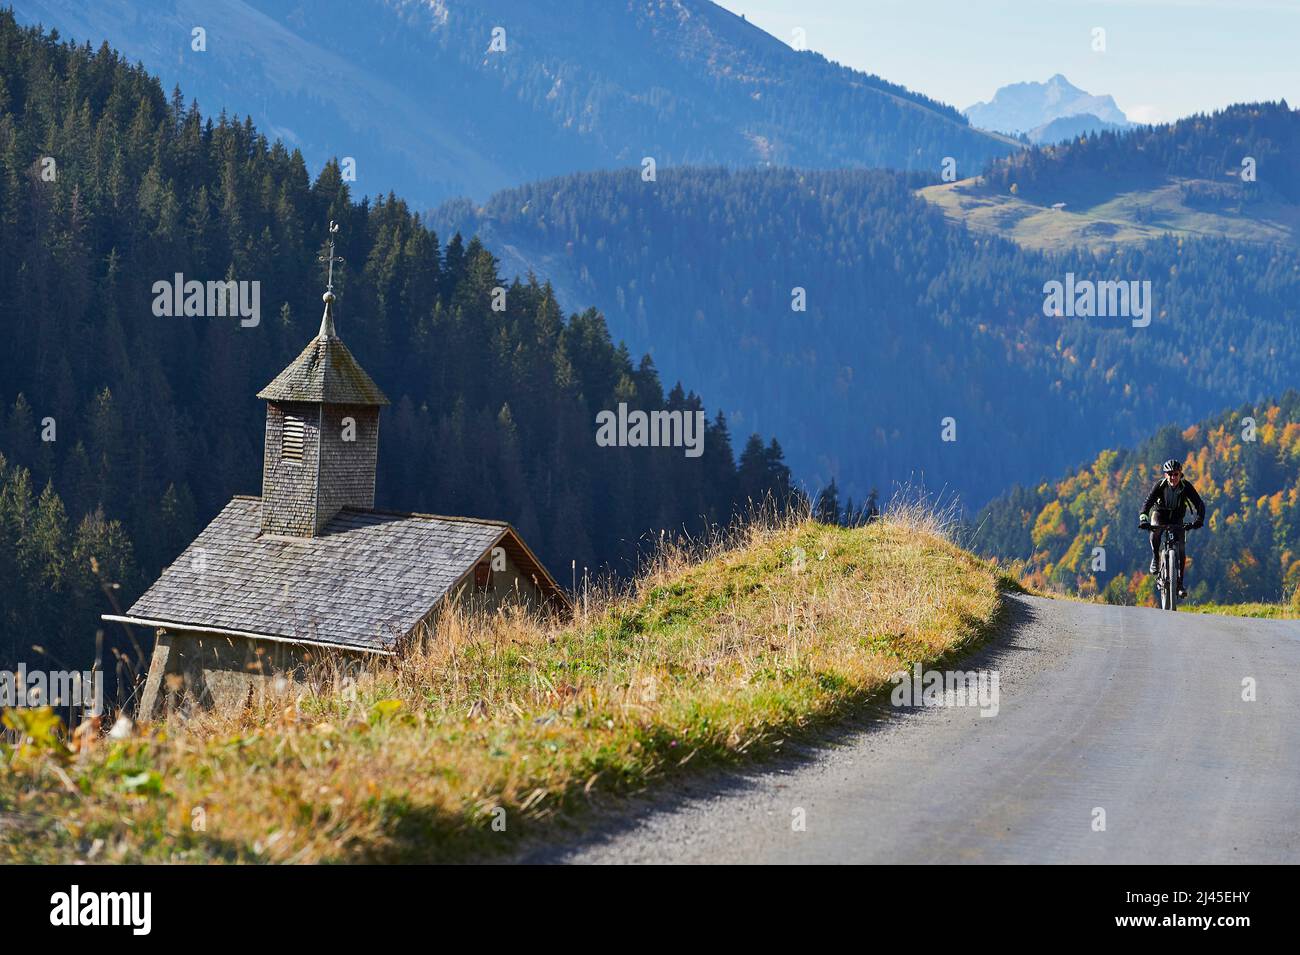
left=435, top=165, right=1300, bottom=508
left=0, top=15, right=794, bottom=670
left=975, top=394, right=1300, bottom=606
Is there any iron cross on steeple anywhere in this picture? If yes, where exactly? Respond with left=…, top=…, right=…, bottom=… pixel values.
left=316, top=221, right=345, bottom=340
left=319, top=220, right=344, bottom=294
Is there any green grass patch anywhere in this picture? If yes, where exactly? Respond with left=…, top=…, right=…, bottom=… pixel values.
left=1183, top=601, right=1298, bottom=620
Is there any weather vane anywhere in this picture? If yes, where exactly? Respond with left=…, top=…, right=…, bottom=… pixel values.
left=319, top=220, right=344, bottom=295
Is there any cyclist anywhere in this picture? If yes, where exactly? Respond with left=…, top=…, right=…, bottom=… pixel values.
left=1138, top=459, right=1206, bottom=598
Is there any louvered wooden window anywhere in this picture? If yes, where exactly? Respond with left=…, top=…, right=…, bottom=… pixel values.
left=282, top=414, right=305, bottom=462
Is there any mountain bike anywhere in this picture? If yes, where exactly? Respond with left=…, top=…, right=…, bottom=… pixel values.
left=1148, top=516, right=1197, bottom=611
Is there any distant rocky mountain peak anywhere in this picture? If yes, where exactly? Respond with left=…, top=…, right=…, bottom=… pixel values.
left=964, top=74, right=1130, bottom=139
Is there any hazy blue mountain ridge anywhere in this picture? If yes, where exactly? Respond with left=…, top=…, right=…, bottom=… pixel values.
left=13, top=0, right=1017, bottom=210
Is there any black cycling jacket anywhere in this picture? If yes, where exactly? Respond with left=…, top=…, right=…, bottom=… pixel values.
left=1142, top=477, right=1206, bottom=524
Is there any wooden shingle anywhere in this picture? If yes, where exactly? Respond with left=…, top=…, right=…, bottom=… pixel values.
left=257, top=301, right=389, bottom=406
left=123, top=497, right=565, bottom=651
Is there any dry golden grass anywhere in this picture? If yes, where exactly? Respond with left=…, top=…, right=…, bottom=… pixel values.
left=0, top=509, right=1004, bottom=863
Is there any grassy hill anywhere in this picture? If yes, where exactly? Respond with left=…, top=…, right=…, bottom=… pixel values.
left=974, top=392, right=1300, bottom=607
left=920, top=102, right=1300, bottom=251
left=919, top=176, right=1300, bottom=252
left=0, top=508, right=1004, bottom=863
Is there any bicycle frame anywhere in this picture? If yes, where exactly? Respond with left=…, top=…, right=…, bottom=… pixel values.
left=1153, top=521, right=1196, bottom=611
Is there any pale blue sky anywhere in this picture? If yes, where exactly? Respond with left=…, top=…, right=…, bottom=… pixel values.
left=715, top=0, right=1300, bottom=123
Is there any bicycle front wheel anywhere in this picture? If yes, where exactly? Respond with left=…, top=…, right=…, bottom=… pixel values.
left=1165, top=548, right=1179, bottom=611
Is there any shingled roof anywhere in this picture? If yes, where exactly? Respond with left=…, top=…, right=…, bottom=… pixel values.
left=257, top=297, right=389, bottom=406
left=115, top=497, right=567, bottom=652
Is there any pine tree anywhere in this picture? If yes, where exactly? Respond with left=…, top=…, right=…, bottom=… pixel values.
left=815, top=480, right=841, bottom=525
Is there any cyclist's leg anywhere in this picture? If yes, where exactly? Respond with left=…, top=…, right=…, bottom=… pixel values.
left=1148, top=529, right=1161, bottom=572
